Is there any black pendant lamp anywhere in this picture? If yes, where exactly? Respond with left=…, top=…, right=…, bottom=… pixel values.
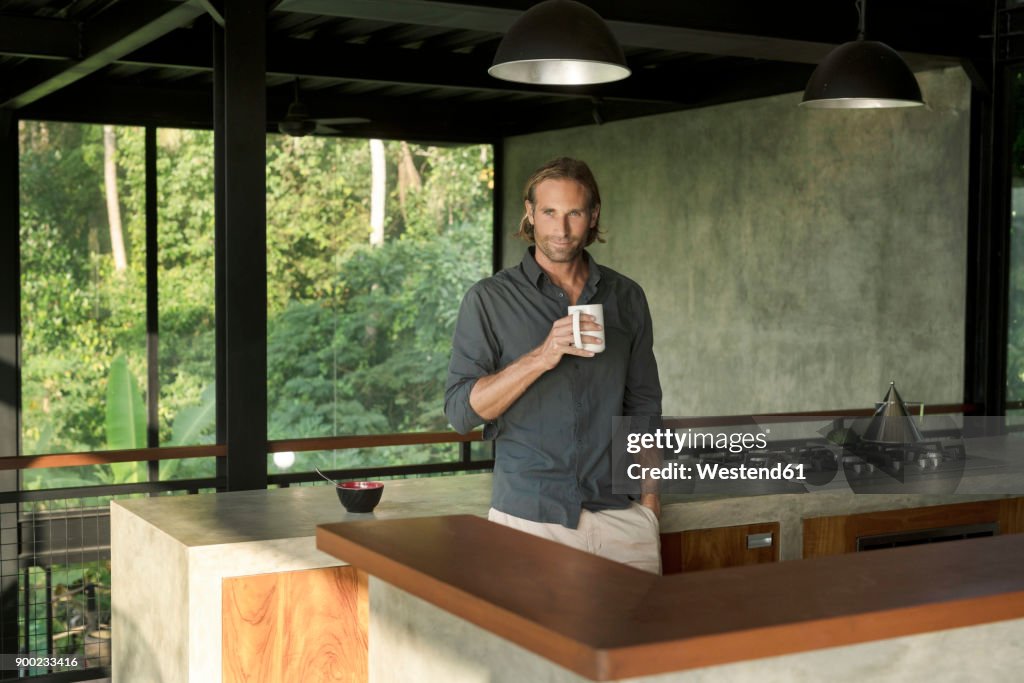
left=800, top=0, right=923, bottom=109
left=488, top=0, right=630, bottom=86
left=278, top=79, right=315, bottom=137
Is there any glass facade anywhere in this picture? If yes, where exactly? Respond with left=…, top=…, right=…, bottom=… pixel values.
left=265, top=138, right=493, bottom=473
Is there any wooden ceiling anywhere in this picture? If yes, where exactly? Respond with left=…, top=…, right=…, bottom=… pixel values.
left=0, top=0, right=994, bottom=142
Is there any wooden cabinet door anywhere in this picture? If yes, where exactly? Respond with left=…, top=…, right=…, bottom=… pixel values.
left=803, top=497, right=1024, bottom=558
left=661, top=522, right=779, bottom=574
left=223, top=566, right=368, bottom=683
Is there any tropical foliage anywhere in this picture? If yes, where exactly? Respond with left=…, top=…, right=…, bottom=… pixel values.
left=19, top=122, right=493, bottom=482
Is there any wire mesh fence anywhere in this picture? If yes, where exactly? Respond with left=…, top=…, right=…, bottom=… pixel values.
left=0, top=490, right=210, bottom=682
left=16, top=498, right=111, bottom=677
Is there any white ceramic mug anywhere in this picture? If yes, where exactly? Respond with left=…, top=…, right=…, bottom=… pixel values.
left=568, top=303, right=605, bottom=353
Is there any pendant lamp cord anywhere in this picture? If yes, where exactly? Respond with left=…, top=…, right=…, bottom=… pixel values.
left=856, top=0, right=866, bottom=40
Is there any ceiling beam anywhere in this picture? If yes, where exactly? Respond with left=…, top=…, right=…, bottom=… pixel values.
left=4, top=1, right=976, bottom=112
left=117, top=29, right=703, bottom=105
left=15, top=72, right=695, bottom=143
left=17, top=81, right=502, bottom=142
left=0, top=0, right=205, bottom=109
left=496, top=61, right=816, bottom=136
left=0, top=15, right=80, bottom=60
left=275, top=0, right=972, bottom=66
left=267, top=36, right=700, bottom=103
left=196, top=0, right=225, bottom=27
left=308, top=119, right=497, bottom=144
left=17, top=83, right=214, bottom=129
left=264, top=86, right=503, bottom=124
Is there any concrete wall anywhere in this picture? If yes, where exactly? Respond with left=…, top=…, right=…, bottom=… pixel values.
left=501, top=67, right=971, bottom=416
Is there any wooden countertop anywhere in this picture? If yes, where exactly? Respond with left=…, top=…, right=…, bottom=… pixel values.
left=316, top=515, right=1024, bottom=681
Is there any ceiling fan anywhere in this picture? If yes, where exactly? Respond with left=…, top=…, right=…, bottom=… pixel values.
left=277, top=79, right=370, bottom=137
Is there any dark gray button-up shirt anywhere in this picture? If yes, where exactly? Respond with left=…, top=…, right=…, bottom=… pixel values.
left=444, top=247, right=662, bottom=528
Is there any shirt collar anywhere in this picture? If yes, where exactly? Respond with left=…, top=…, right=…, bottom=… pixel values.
left=521, top=246, right=603, bottom=290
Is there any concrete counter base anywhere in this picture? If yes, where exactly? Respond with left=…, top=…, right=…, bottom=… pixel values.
left=371, top=578, right=1024, bottom=683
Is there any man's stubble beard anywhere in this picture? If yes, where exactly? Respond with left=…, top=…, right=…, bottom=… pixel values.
left=536, top=236, right=585, bottom=264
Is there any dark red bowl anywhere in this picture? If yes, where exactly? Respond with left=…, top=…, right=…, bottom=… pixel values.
left=336, top=481, right=384, bottom=513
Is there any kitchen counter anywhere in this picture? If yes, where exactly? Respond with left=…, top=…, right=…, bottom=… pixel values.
left=111, top=474, right=493, bottom=682
left=317, top=514, right=1024, bottom=681
left=112, top=468, right=1021, bottom=681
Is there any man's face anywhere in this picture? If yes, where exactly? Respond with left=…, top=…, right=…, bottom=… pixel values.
left=526, top=178, right=599, bottom=267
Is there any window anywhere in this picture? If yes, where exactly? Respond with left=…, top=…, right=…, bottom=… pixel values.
left=19, top=123, right=148, bottom=487
left=19, top=123, right=494, bottom=480
left=19, top=123, right=219, bottom=486
left=265, top=137, right=493, bottom=472
left=156, top=128, right=218, bottom=477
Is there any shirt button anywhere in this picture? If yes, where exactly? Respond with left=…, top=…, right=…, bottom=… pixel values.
left=558, top=292, right=564, bottom=298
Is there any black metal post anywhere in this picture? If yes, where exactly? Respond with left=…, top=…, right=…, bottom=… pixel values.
left=145, top=127, right=160, bottom=487
left=0, top=111, right=17, bottom=453
left=44, top=568, right=52, bottom=661
left=19, top=569, right=27, bottom=658
left=965, top=76, right=993, bottom=415
left=964, top=13, right=1012, bottom=420
left=0, top=109, right=22, bottom=671
left=221, top=0, right=268, bottom=490
left=491, top=138, right=504, bottom=274
left=990, top=73, right=1013, bottom=418
left=213, top=22, right=227, bottom=490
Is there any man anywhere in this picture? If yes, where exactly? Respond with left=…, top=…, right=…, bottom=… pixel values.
left=444, top=157, right=663, bottom=574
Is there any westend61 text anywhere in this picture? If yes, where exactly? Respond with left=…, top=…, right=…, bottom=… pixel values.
left=627, top=462, right=807, bottom=481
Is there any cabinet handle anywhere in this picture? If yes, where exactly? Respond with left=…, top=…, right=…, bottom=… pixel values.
left=747, top=532, right=773, bottom=549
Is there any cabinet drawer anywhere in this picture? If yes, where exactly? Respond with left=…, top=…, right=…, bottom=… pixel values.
left=661, top=522, right=779, bottom=574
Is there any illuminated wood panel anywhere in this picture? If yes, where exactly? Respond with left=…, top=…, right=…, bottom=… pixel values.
left=222, top=566, right=367, bottom=683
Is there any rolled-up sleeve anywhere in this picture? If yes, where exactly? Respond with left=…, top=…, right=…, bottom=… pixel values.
left=445, top=286, right=501, bottom=434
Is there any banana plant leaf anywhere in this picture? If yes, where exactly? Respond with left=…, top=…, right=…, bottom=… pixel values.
left=170, top=383, right=216, bottom=446
left=162, top=383, right=217, bottom=481
left=105, top=354, right=146, bottom=484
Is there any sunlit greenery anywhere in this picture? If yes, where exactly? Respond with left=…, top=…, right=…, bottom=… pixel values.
left=19, top=122, right=493, bottom=478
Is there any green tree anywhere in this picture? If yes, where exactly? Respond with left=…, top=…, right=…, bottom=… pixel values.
left=20, top=122, right=147, bottom=455
left=265, top=139, right=492, bottom=469
left=19, top=121, right=493, bottom=479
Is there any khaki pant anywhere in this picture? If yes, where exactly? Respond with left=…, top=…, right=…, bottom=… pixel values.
left=488, top=503, right=662, bottom=575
